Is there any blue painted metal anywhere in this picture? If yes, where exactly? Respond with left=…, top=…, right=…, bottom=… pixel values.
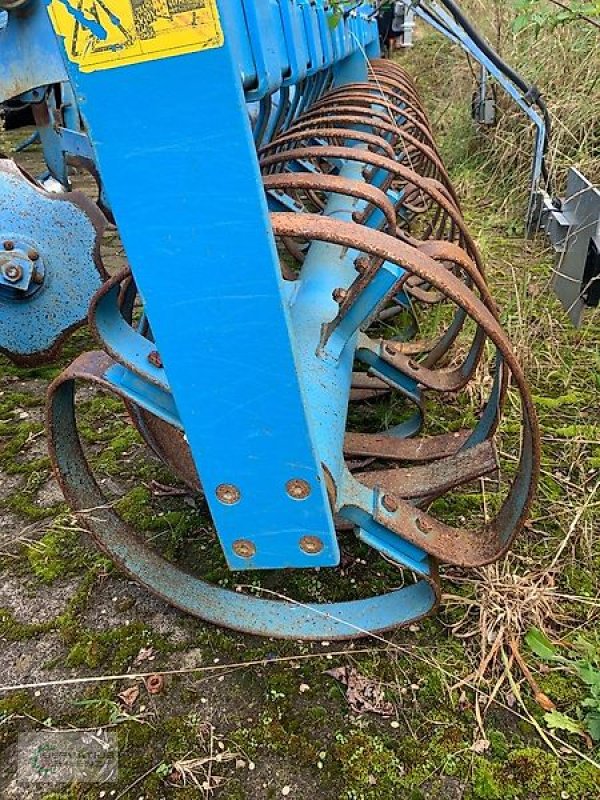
left=0, top=0, right=66, bottom=103
left=38, top=0, right=378, bottom=575
left=0, top=159, right=104, bottom=362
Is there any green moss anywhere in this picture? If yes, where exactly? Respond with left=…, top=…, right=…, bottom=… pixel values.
left=26, top=519, right=88, bottom=582
left=504, top=747, right=560, bottom=796
left=332, top=730, right=405, bottom=800
left=0, top=606, right=55, bottom=639
left=470, top=759, right=502, bottom=800
left=66, top=622, right=158, bottom=671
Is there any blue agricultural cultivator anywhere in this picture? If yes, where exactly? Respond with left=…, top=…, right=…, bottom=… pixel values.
left=0, top=0, right=544, bottom=639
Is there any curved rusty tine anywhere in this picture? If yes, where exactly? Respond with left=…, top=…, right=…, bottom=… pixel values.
left=287, top=113, right=455, bottom=196
left=260, top=146, right=484, bottom=275
left=349, top=373, right=392, bottom=402
left=350, top=245, right=492, bottom=395
left=365, top=77, right=430, bottom=121
left=295, top=102, right=443, bottom=169
left=262, top=173, right=397, bottom=233
left=259, top=126, right=396, bottom=160
left=344, top=430, right=473, bottom=462
left=323, top=84, right=432, bottom=131
left=308, top=93, right=437, bottom=150
left=356, top=441, right=498, bottom=499
left=270, top=212, right=539, bottom=569
left=368, top=70, right=428, bottom=113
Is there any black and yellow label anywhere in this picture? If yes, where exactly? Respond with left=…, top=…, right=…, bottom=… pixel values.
left=48, top=0, right=224, bottom=73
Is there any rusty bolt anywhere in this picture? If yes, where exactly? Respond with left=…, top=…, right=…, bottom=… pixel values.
left=31, top=270, right=44, bottom=285
left=299, top=535, right=324, bottom=555
left=381, top=494, right=399, bottom=513
left=147, top=350, right=163, bottom=368
left=3, top=264, right=22, bottom=283
left=408, top=358, right=421, bottom=371
left=332, top=288, right=348, bottom=303
left=416, top=516, right=433, bottom=534
left=286, top=478, right=311, bottom=500
left=145, top=674, right=165, bottom=694
left=354, top=256, right=370, bottom=274
left=3, top=241, right=14, bottom=251
left=384, top=343, right=396, bottom=356
left=216, top=483, right=241, bottom=505
left=232, top=539, right=256, bottom=559
left=27, top=249, right=40, bottom=262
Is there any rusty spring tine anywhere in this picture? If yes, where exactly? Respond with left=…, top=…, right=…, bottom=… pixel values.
left=367, top=74, right=429, bottom=119
left=295, top=102, right=442, bottom=170
left=287, top=113, right=455, bottom=196
left=355, top=440, right=498, bottom=500
left=322, top=84, right=433, bottom=132
left=262, top=173, right=397, bottom=233
left=259, top=127, right=397, bottom=161
left=270, top=212, right=539, bottom=569
left=261, top=146, right=484, bottom=275
left=344, top=429, right=473, bottom=463
left=307, top=93, right=437, bottom=150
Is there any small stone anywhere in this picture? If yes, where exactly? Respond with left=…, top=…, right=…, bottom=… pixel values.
left=281, top=787, right=291, bottom=796
left=235, top=759, right=246, bottom=770
left=34, top=691, right=41, bottom=697
left=390, top=720, right=400, bottom=729
left=408, top=624, right=420, bottom=632
left=248, top=761, right=256, bottom=771
left=299, top=683, right=310, bottom=694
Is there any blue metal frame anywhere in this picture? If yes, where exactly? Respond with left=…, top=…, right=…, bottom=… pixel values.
left=404, top=0, right=546, bottom=220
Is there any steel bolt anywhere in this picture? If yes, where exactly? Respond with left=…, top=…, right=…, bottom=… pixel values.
left=27, top=249, right=40, bottom=262
left=3, top=241, right=14, bottom=251
left=232, top=539, right=256, bottom=559
left=299, top=535, right=324, bottom=555
left=332, top=288, right=348, bottom=303
left=3, top=264, right=23, bottom=283
left=216, top=483, right=241, bottom=505
left=286, top=478, right=311, bottom=500
left=147, top=350, right=163, bottom=368
left=382, top=494, right=399, bottom=513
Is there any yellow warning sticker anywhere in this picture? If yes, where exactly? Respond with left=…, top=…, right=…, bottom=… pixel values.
left=48, top=0, right=224, bottom=73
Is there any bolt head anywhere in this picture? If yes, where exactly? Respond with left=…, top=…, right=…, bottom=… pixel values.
left=3, top=264, right=22, bottom=283
left=299, top=535, right=324, bottom=555
left=286, top=478, right=311, bottom=500
left=27, top=249, right=40, bottom=262
left=232, top=539, right=256, bottom=559
left=382, top=494, right=399, bottom=513
left=216, top=483, right=241, bottom=505
left=147, top=350, right=163, bottom=368
left=3, top=241, right=14, bottom=251
left=332, top=288, right=348, bottom=303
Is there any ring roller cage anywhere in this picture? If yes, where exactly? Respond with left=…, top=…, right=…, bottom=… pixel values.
left=3, top=0, right=539, bottom=639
